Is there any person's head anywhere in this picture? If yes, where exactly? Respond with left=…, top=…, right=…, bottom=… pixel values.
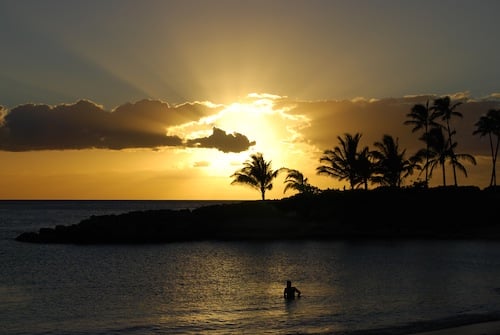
left=286, top=280, right=291, bottom=287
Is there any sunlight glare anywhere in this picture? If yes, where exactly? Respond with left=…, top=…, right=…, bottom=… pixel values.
left=162, top=93, right=331, bottom=196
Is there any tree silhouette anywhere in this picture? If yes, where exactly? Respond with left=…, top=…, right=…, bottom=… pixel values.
left=230, top=152, right=282, bottom=200
left=422, top=127, right=452, bottom=186
left=404, top=100, right=439, bottom=186
left=371, top=134, right=417, bottom=188
left=283, top=169, right=320, bottom=195
left=316, top=132, right=372, bottom=189
left=431, top=96, right=463, bottom=186
left=473, top=108, right=500, bottom=187
left=423, top=127, right=476, bottom=186
left=354, top=147, right=375, bottom=190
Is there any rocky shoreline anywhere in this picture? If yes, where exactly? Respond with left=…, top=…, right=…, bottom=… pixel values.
left=15, top=186, right=500, bottom=244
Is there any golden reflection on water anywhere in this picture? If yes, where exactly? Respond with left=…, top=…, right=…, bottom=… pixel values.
left=153, top=242, right=344, bottom=334
left=0, top=285, right=31, bottom=305
left=144, top=240, right=500, bottom=334
left=156, top=257, right=287, bottom=326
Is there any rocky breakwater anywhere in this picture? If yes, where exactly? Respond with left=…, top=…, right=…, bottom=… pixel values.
left=15, top=201, right=302, bottom=244
left=15, top=186, right=500, bottom=244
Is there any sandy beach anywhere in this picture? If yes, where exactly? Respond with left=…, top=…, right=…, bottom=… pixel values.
left=412, top=321, right=500, bottom=335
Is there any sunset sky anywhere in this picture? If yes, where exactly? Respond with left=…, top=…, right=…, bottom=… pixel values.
left=1, top=0, right=499, bottom=200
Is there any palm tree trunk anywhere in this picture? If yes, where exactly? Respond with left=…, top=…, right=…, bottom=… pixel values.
left=488, top=133, right=495, bottom=187
left=425, top=144, right=430, bottom=186
left=493, top=134, right=500, bottom=186
left=424, top=125, right=430, bottom=186
left=452, top=153, right=458, bottom=186
left=492, top=157, right=497, bottom=187
left=446, top=121, right=458, bottom=186
left=442, top=163, right=447, bottom=187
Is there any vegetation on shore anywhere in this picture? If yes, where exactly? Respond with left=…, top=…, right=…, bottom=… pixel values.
left=15, top=186, right=500, bottom=244
left=231, top=96, right=499, bottom=199
left=14, top=96, right=500, bottom=244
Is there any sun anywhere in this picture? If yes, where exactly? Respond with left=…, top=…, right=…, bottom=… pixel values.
left=165, top=93, right=320, bottom=197
left=199, top=95, right=296, bottom=173
left=179, top=100, right=281, bottom=177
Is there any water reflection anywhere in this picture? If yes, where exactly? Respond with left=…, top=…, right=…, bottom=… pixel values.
left=4, top=240, right=500, bottom=334
left=284, top=297, right=299, bottom=312
left=156, top=241, right=500, bottom=333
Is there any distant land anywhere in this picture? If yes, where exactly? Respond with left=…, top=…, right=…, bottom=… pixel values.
left=15, top=186, right=500, bottom=244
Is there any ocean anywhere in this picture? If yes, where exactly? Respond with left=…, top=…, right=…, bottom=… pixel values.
left=1, top=200, right=500, bottom=335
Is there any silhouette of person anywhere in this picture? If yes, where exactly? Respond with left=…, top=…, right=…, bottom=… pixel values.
left=284, top=280, right=301, bottom=299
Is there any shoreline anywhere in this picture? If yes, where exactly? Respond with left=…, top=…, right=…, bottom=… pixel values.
left=354, top=313, right=500, bottom=335
left=410, top=320, right=500, bottom=335
left=15, top=186, right=500, bottom=244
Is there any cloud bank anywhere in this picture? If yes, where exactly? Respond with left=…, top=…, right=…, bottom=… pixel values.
left=1, top=93, right=499, bottom=160
left=0, top=99, right=255, bottom=153
left=276, top=93, right=500, bottom=157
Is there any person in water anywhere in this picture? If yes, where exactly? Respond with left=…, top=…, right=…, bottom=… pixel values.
left=283, top=280, right=301, bottom=299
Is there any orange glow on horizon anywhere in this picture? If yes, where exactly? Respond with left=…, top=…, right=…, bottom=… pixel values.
left=0, top=92, right=495, bottom=200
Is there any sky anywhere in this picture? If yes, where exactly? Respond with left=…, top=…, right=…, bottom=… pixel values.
left=0, top=0, right=499, bottom=200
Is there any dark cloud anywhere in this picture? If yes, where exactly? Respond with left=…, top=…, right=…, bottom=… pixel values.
left=2, top=95, right=497, bottom=157
left=0, top=99, right=254, bottom=152
left=281, top=95, right=500, bottom=157
left=187, top=127, right=256, bottom=153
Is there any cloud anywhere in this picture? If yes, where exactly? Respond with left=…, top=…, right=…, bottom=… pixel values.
left=246, top=92, right=284, bottom=100
left=278, top=94, right=500, bottom=157
left=187, top=127, right=256, bottom=153
left=0, top=106, right=7, bottom=125
left=2, top=94, right=498, bottom=159
left=193, top=161, right=210, bottom=168
left=0, top=99, right=254, bottom=152
left=487, top=93, right=500, bottom=100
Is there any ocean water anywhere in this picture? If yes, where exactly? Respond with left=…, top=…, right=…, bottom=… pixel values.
left=2, top=201, right=500, bottom=335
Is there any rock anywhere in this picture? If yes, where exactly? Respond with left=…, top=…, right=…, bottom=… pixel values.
left=14, top=187, right=500, bottom=244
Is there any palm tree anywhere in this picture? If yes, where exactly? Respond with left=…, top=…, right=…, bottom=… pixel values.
left=283, top=169, right=320, bottom=195
left=230, top=152, right=282, bottom=200
left=423, top=127, right=476, bottom=186
left=354, top=147, right=375, bottom=190
left=371, top=134, right=416, bottom=188
left=316, top=132, right=372, bottom=189
left=431, top=96, right=463, bottom=186
left=422, top=127, right=452, bottom=186
left=404, top=100, right=439, bottom=186
left=473, top=108, right=500, bottom=187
